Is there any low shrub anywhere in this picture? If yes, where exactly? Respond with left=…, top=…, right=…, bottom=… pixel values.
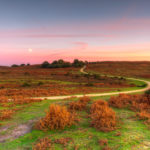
left=98, top=139, right=108, bottom=146
left=0, top=109, right=14, bottom=120
left=108, top=94, right=132, bottom=108
left=69, top=96, right=91, bottom=111
left=79, top=96, right=91, bottom=104
left=85, top=82, right=94, bottom=86
left=33, top=137, right=52, bottom=150
left=108, top=93, right=150, bottom=127
left=145, top=89, right=150, bottom=95
left=12, top=96, right=42, bottom=105
left=102, top=146, right=112, bottom=150
left=136, top=111, right=150, bottom=120
left=90, top=99, right=108, bottom=114
left=35, top=104, right=77, bottom=131
left=22, top=82, right=31, bottom=87
left=37, top=81, right=44, bottom=86
left=54, top=137, right=72, bottom=147
left=69, top=101, right=86, bottom=111
left=0, top=96, right=10, bottom=103
left=90, top=100, right=116, bottom=132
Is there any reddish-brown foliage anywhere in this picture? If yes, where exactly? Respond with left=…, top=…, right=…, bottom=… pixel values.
left=0, top=96, right=9, bottom=103
left=54, top=137, right=73, bottom=147
left=0, top=95, right=42, bottom=105
left=35, top=104, right=77, bottom=131
left=115, top=131, right=122, bottom=136
left=136, top=111, right=150, bottom=120
left=0, top=103, right=15, bottom=107
left=98, top=139, right=108, bottom=146
left=12, top=96, right=42, bottom=105
left=109, top=94, right=150, bottom=111
left=90, top=100, right=116, bottom=132
left=109, top=93, right=150, bottom=126
left=102, top=146, right=112, bottom=150
left=0, top=109, right=14, bottom=120
left=0, top=65, right=134, bottom=99
left=79, top=96, right=91, bottom=103
left=87, top=61, right=150, bottom=79
left=69, top=101, right=86, bottom=111
left=69, top=96, right=91, bottom=111
left=90, top=100, right=108, bottom=114
left=32, top=137, right=52, bottom=150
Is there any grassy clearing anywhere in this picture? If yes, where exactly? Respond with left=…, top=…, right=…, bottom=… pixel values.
left=0, top=96, right=150, bottom=150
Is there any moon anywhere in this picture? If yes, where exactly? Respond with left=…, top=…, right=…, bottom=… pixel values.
left=28, top=48, right=33, bottom=53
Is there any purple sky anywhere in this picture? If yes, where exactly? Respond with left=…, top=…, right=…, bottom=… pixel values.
left=0, top=0, right=150, bottom=65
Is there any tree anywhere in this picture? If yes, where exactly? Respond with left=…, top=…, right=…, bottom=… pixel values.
left=11, top=64, right=19, bottom=67
left=72, top=59, right=85, bottom=67
left=58, top=59, right=64, bottom=64
left=20, top=64, right=25, bottom=67
left=41, top=61, right=50, bottom=68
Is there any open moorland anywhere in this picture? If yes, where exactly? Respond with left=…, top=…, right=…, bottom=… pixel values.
left=0, top=61, right=150, bottom=150
left=0, top=63, right=144, bottom=98
left=86, top=61, right=150, bottom=79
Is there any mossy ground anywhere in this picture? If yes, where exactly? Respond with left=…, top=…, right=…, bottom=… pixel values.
left=0, top=96, right=150, bottom=150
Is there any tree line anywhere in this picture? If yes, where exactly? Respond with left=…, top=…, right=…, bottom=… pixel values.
left=41, top=59, right=85, bottom=68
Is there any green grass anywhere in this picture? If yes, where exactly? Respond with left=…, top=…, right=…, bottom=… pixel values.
left=0, top=96, right=150, bottom=150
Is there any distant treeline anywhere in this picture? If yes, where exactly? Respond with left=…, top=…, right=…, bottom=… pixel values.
left=11, top=63, right=30, bottom=67
left=41, top=59, right=85, bottom=68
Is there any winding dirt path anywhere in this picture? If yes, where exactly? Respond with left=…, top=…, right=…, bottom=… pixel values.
left=35, top=66, right=150, bottom=100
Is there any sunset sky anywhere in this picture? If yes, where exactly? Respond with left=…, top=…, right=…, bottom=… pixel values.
left=0, top=0, right=150, bottom=65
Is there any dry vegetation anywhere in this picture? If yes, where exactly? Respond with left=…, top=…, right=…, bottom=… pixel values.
left=90, top=100, right=116, bottom=132
left=0, top=109, right=14, bottom=121
left=0, top=62, right=150, bottom=149
left=0, top=65, right=134, bottom=98
left=87, top=61, right=150, bottom=78
left=33, top=97, right=116, bottom=149
left=33, top=137, right=53, bottom=150
left=69, top=96, right=91, bottom=111
left=0, top=96, right=42, bottom=122
left=109, top=93, right=150, bottom=126
left=35, top=104, right=77, bottom=131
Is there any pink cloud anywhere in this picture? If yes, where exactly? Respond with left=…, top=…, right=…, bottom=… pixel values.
left=73, top=42, right=88, bottom=49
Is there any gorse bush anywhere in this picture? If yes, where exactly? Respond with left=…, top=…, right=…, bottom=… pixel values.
left=90, top=100, right=116, bottom=132
left=35, top=104, right=77, bottom=131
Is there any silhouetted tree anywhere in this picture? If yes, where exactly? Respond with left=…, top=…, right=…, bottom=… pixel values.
left=20, top=64, right=25, bottom=67
left=41, top=61, right=50, bottom=68
left=11, top=64, right=19, bottom=67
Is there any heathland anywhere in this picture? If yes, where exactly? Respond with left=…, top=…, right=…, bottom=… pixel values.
left=0, top=60, right=150, bottom=150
